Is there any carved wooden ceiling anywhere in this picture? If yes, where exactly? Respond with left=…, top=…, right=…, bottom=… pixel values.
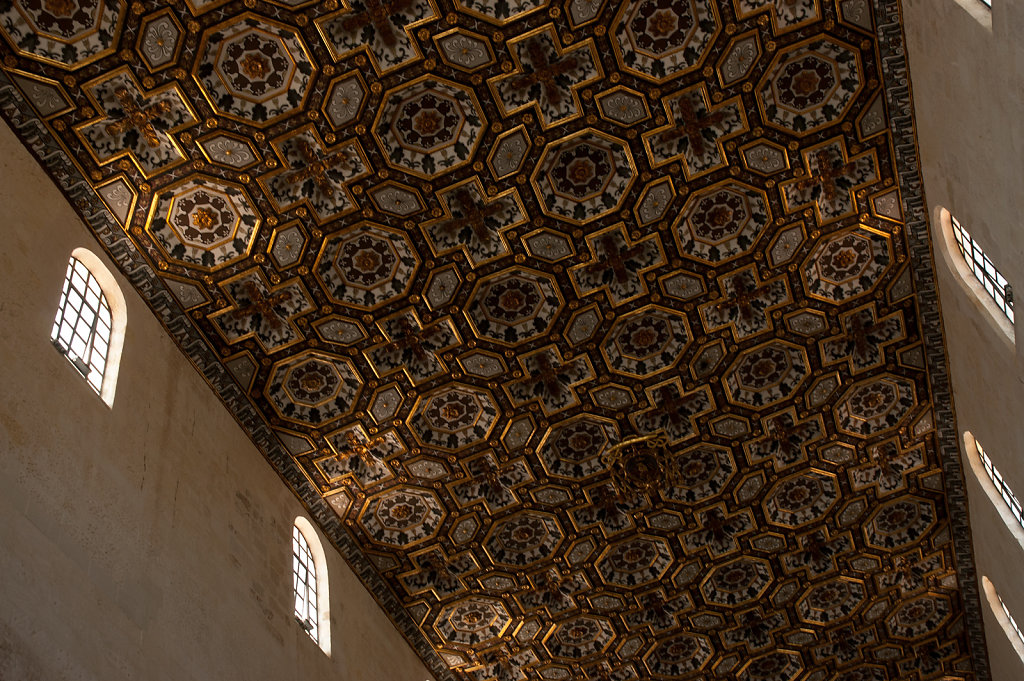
left=0, top=0, right=991, bottom=679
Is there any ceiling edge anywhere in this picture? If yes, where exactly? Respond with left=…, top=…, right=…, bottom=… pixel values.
left=873, top=0, right=991, bottom=677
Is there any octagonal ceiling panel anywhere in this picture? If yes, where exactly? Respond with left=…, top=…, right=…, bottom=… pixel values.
left=0, top=1, right=990, bottom=680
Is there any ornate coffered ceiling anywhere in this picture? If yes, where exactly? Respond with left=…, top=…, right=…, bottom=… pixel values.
left=0, top=0, right=991, bottom=680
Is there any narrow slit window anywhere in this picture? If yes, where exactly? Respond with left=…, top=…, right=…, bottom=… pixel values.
left=950, top=214, right=1014, bottom=323
left=50, top=256, right=113, bottom=395
left=978, top=440, right=1024, bottom=531
left=999, top=592, right=1024, bottom=648
left=293, top=524, right=319, bottom=644
left=984, top=577, right=1024, bottom=663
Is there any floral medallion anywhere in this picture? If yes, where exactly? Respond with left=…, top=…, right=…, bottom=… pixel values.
left=602, top=305, right=690, bottom=377
left=484, top=510, right=565, bottom=568
left=359, top=487, right=446, bottom=547
left=532, top=129, right=636, bottom=223
left=465, top=267, right=563, bottom=346
left=434, top=596, right=513, bottom=646
left=407, top=383, right=499, bottom=451
left=738, top=651, right=804, bottom=681
left=803, top=226, right=892, bottom=303
left=146, top=176, right=259, bottom=270
left=701, top=557, right=773, bottom=607
left=314, top=222, right=419, bottom=310
left=596, top=535, right=674, bottom=588
left=675, top=181, right=771, bottom=263
left=723, top=340, right=809, bottom=409
left=864, top=496, right=937, bottom=549
left=195, top=15, right=315, bottom=126
left=764, top=470, right=839, bottom=527
left=612, top=0, right=720, bottom=83
left=538, top=415, right=619, bottom=480
left=834, top=374, right=917, bottom=437
left=643, top=634, right=714, bottom=677
left=374, top=76, right=485, bottom=178
left=662, top=443, right=736, bottom=504
left=264, top=350, right=363, bottom=426
left=885, top=593, right=952, bottom=640
left=0, top=0, right=123, bottom=67
left=796, top=577, right=867, bottom=625
left=544, top=615, right=616, bottom=660
left=758, top=37, right=862, bottom=135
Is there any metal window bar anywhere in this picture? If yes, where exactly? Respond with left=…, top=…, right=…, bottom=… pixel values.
left=292, top=525, right=318, bottom=643
left=979, top=444, right=1024, bottom=531
left=49, top=257, right=113, bottom=395
left=950, top=215, right=1014, bottom=323
left=998, top=590, right=1024, bottom=648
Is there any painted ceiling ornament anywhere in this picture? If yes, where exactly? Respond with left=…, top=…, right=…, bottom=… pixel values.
left=209, top=268, right=313, bottom=353
left=758, top=36, right=863, bottom=136
left=422, top=178, right=527, bottom=267
left=261, top=125, right=371, bottom=223
left=195, top=14, right=315, bottom=127
left=76, top=68, right=196, bottom=176
left=145, top=175, right=261, bottom=270
left=374, top=75, right=485, bottom=178
left=0, top=0, right=993, bottom=677
left=602, top=431, right=676, bottom=498
left=780, top=137, right=880, bottom=223
left=611, top=0, right=721, bottom=83
left=642, top=83, right=747, bottom=177
left=532, top=129, right=636, bottom=223
left=732, top=0, right=820, bottom=34
left=0, top=0, right=123, bottom=68
left=316, top=0, right=440, bottom=74
left=488, top=24, right=602, bottom=128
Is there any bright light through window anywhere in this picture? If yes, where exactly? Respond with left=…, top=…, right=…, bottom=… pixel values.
left=50, top=256, right=113, bottom=395
left=950, top=215, right=1013, bottom=324
left=293, top=525, right=319, bottom=643
left=978, top=441, right=1024, bottom=531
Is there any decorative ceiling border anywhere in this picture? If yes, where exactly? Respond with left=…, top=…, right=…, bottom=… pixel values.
left=0, top=0, right=992, bottom=678
left=874, top=0, right=991, bottom=678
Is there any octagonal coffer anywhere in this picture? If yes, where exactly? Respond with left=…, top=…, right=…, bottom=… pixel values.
left=264, top=350, right=363, bottom=427
left=194, top=14, right=316, bottom=127
left=314, top=222, right=419, bottom=310
left=407, top=383, right=499, bottom=452
left=146, top=176, right=260, bottom=271
left=374, top=76, right=485, bottom=179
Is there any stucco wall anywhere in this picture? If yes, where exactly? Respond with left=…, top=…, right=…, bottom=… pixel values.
left=902, top=0, right=1024, bottom=678
left=0, top=122, right=430, bottom=681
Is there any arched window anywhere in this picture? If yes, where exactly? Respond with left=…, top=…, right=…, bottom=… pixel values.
left=983, top=577, right=1024, bottom=663
left=950, top=213, right=1013, bottom=322
left=292, top=517, right=331, bottom=655
left=934, top=207, right=1014, bottom=345
left=963, top=432, right=1024, bottom=549
left=50, top=249, right=126, bottom=407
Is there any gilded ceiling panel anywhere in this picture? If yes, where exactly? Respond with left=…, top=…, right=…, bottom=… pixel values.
left=0, top=0, right=991, bottom=680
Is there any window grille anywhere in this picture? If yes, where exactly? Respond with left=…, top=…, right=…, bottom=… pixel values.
left=950, top=215, right=1014, bottom=323
left=997, top=590, right=1024, bottom=648
left=50, top=256, right=113, bottom=395
left=978, top=442, right=1024, bottom=531
left=293, top=525, right=319, bottom=643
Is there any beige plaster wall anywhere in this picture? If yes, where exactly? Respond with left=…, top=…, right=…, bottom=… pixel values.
left=0, top=122, right=431, bottom=681
left=902, top=0, right=1024, bottom=678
